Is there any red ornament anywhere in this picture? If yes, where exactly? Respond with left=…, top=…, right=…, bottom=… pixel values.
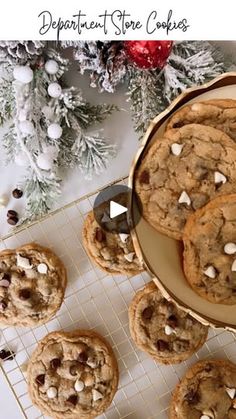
left=124, top=40, right=173, bottom=70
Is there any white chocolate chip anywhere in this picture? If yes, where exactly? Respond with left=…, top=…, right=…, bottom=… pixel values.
left=178, top=191, right=191, bottom=206
left=164, top=325, right=175, bottom=335
left=224, top=243, right=236, bottom=255
left=124, top=252, right=135, bottom=262
left=92, top=389, right=103, bottom=401
left=201, top=411, right=214, bottom=419
left=74, top=379, right=84, bottom=392
left=232, top=260, right=236, bottom=272
left=0, top=279, right=10, bottom=288
left=16, top=254, right=32, bottom=270
left=47, top=386, right=57, bottom=399
left=87, top=360, right=97, bottom=369
left=0, top=194, right=8, bottom=208
left=226, top=387, right=236, bottom=399
left=200, top=416, right=210, bottom=419
left=214, top=171, right=227, bottom=184
left=119, top=233, right=129, bottom=243
left=171, top=143, right=183, bottom=156
left=37, top=263, right=48, bottom=274
left=203, top=266, right=216, bottom=279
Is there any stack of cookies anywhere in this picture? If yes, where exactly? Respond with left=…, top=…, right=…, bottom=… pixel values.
left=135, top=99, right=236, bottom=305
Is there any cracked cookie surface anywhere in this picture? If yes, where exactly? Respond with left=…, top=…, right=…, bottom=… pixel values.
left=135, top=124, right=236, bottom=240
left=83, top=194, right=143, bottom=276
left=27, top=330, right=119, bottom=419
left=0, top=243, right=67, bottom=326
left=169, top=359, right=236, bottom=418
left=166, top=99, right=236, bottom=140
left=129, top=282, right=208, bottom=364
left=183, top=194, right=236, bottom=304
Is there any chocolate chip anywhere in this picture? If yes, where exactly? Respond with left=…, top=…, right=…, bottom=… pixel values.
left=12, top=189, right=23, bottom=199
left=67, top=395, right=78, bottom=405
left=36, top=374, right=45, bottom=386
left=156, top=340, right=169, bottom=351
left=0, top=349, right=15, bottom=361
left=0, top=300, right=7, bottom=311
left=95, top=228, right=105, bottom=242
left=204, top=364, right=212, bottom=372
left=50, top=358, right=61, bottom=370
left=7, top=210, right=18, bottom=218
left=19, top=289, right=31, bottom=300
left=70, top=363, right=79, bottom=376
left=185, top=389, right=199, bottom=404
left=172, top=122, right=182, bottom=128
left=78, top=351, right=88, bottom=363
left=3, top=273, right=10, bottom=282
left=142, top=306, right=154, bottom=320
left=7, top=216, right=18, bottom=226
left=167, top=314, right=178, bottom=328
left=139, top=170, right=150, bottom=184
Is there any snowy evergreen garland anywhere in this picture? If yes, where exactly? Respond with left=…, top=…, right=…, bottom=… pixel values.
left=0, top=47, right=117, bottom=221
left=68, top=41, right=234, bottom=136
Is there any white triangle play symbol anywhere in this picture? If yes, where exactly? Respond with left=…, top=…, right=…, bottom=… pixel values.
left=109, top=201, right=128, bottom=219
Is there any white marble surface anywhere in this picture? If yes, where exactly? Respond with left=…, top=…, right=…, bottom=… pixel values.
left=0, top=41, right=236, bottom=419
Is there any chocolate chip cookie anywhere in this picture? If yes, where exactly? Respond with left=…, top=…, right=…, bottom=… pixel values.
left=83, top=194, right=143, bottom=276
left=135, top=124, right=236, bottom=240
left=166, top=99, right=236, bottom=140
left=169, top=359, right=236, bottom=418
left=129, top=282, right=208, bottom=364
left=0, top=243, right=67, bottom=326
left=183, top=194, right=236, bottom=305
left=27, top=329, right=119, bottom=419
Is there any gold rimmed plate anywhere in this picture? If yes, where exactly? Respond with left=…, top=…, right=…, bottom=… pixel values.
left=129, top=72, right=236, bottom=331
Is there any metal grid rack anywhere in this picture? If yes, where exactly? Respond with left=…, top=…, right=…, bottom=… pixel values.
left=1, top=177, right=236, bottom=419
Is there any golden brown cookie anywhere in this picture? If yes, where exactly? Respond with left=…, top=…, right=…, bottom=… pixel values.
left=169, top=359, right=236, bottom=418
left=0, top=243, right=67, bottom=326
left=129, top=282, right=208, bottom=364
left=27, top=329, right=119, bottom=419
left=183, top=194, right=236, bottom=305
left=83, top=194, right=143, bottom=276
left=166, top=99, right=236, bottom=140
left=135, top=124, right=236, bottom=240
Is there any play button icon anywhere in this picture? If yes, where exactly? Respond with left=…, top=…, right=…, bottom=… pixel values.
left=93, top=184, right=142, bottom=234
left=109, top=201, right=128, bottom=219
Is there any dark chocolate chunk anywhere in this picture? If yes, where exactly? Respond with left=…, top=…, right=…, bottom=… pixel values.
left=142, top=306, right=154, bottom=320
left=95, top=228, right=105, bottom=242
left=156, top=340, right=169, bottom=352
left=0, top=300, right=7, bottom=310
left=36, top=374, right=45, bottom=386
left=172, top=122, right=182, bottom=128
left=167, top=314, right=178, bottom=328
left=70, top=363, right=79, bottom=376
left=2, top=273, right=11, bottom=282
left=139, top=170, right=150, bottom=184
left=50, top=358, right=61, bottom=370
left=78, top=351, right=88, bottom=363
left=0, top=349, right=15, bottom=361
left=19, top=288, right=31, bottom=300
left=7, top=210, right=18, bottom=218
left=185, top=389, right=199, bottom=404
left=67, top=395, right=78, bottom=405
left=12, top=189, right=23, bottom=199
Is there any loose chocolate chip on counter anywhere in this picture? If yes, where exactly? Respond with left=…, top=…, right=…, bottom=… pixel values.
left=50, top=358, right=61, bottom=370
left=78, top=351, right=88, bottom=363
left=12, top=189, right=23, bottom=199
left=0, top=349, right=15, bottom=361
left=7, top=216, right=19, bottom=226
left=139, top=170, right=150, bottom=184
left=67, top=395, right=78, bottom=405
left=95, top=228, right=105, bottom=243
left=167, top=314, right=178, bottom=328
left=185, top=389, right=200, bottom=404
left=70, top=363, right=79, bottom=376
left=156, top=340, right=169, bottom=352
left=142, top=306, right=154, bottom=320
left=36, top=374, right=45, bottom=386
left=19, top=289, right=31, bottom=300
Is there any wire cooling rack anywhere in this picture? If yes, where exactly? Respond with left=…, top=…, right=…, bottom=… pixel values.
left=1, top=177, right=236, bottom=419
